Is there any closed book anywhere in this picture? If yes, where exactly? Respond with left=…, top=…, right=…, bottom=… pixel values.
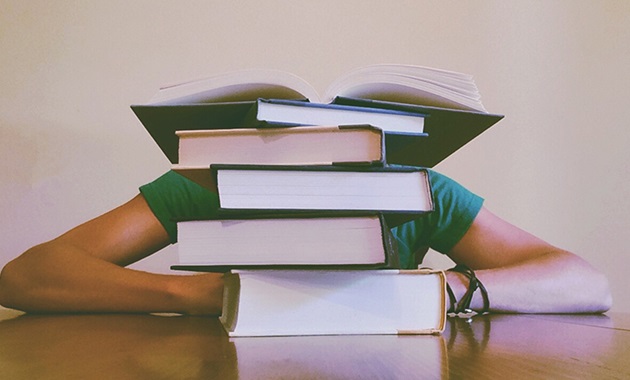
left=172, top=214, right=400, bottom=271
left=175, top=125, right=386, bottom=167
left=241, top=98, right=427, bottom=135
left=173, top=164, right=433, bottom=225
left=220, top=268, right=447, bottom=337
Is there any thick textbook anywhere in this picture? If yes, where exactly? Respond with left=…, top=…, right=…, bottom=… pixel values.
left=172, top=214, right=400, bottom=271
left=219, top=268, right=447, bottom=337
left=131, top=64, right=501, bottom=166
left=174, top=164, right=433, bottom=223
left=175, top=125, right=386, bottom=167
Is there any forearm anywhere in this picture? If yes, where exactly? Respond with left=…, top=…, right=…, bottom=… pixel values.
left=0, top=243, right=223, bottom=315
left=447, top=250, right=612, bottom=314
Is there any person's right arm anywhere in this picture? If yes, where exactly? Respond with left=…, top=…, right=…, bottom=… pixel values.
left=0, top=194, right=223, bottom=315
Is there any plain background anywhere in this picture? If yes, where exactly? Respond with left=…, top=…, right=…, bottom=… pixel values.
left=1, top=1, right=629, bottom=312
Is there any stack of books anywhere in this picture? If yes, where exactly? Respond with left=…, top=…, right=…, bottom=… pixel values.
left=132, top=64, right=503, bottom=337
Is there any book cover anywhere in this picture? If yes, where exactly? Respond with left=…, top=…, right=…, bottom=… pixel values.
left=131, top=102, right=253, bottom=163
left=334, top=97, right=504, bottom=167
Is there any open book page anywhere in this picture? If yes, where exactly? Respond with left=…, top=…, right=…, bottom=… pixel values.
left=145, top=64, right=487, bottom=112
left=325, top=64, right=478, bottom=97
left=149, top=69, right=321, bottom=105
left=324, top=64, right=485, bottom=112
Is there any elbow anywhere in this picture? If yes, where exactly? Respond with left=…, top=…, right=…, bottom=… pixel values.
left=550, top=250, right=613, bottom=314
left=0, top=259, right=21, bottom=310
left=0, top=247, right=45, bottom=312
left=571, top=256, right=613, bottom=314
left=591, top=271, right=613, bottom=313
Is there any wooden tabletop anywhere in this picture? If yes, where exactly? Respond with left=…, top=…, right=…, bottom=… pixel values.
left=1, top=307, right=629, bottom=379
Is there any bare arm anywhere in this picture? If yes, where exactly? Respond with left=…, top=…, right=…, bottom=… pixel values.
left=445, top=207, right=612, bottom=314
left=0, top=196, right=612, bottom=315
left=0, top=194, right=223, bottom=315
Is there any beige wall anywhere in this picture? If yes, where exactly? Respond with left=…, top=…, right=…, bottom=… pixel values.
left=1, top=1, right=629, bottom=311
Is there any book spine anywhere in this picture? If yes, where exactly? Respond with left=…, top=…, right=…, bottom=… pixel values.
left=378, top=214, right=401, bottom=269
left=219, top=271, right=241, bottom=334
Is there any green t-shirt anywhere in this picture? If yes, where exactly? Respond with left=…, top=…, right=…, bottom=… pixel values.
left=139, top=169, right=483, bottom=269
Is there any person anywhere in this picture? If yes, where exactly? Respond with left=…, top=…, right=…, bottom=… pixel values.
left=0, top=169, right=612, bottom=315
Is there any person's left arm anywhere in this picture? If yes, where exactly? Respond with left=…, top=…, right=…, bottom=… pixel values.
left=445, top=207, right=612, bottom=314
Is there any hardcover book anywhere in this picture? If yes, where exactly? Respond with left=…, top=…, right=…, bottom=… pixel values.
left=220, top=268, right=447, bottom=337
left=174, top=125, right=387, bottom=167
left=239, top=98, right=427, bottom=135
left=172, top=214, right=400, bottom=271
left=173, top=164, right=434, bottom=225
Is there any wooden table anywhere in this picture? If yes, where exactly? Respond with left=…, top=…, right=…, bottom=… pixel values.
left=1, top=307, right=629, bottom=379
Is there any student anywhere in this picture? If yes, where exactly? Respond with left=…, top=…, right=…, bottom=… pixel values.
left=0, top=170, right=612, bottom=315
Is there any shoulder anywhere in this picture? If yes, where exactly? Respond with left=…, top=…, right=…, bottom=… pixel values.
left=139, top=171, right=220, bottom=242
left=425, top=170, right=485, bottom=253
left=391, top=170, right=485, bottom=267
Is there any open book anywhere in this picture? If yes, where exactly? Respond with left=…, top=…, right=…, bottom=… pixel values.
left=146, top=64, right=487, bottom=112
left=132, top=64, right=503, bottom=167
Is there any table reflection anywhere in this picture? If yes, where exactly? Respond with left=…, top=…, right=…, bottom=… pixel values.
left=1, top=309, right=628, bottom=379
left=0, top=311, right=447, bottom=379
left=0, top=312, right=236, bottom=379
left=444, top=313, right=628, bottom=379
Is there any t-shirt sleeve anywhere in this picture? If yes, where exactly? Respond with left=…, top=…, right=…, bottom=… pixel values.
left=391, top=169, right=484, bottom=268
left=140, top=169, right=483, bottom=262
left=139, top=171, right=220, bottom=243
